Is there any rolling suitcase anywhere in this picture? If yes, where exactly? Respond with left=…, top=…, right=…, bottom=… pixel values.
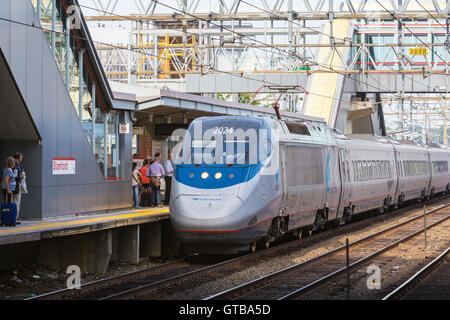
left=1, top=193, right=17, bottom=227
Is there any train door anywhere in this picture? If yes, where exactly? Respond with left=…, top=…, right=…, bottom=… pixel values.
left=325, top=146, right=341, bottom=221
left=279, top=143, right=288, bottom=210
left=392, top=145, right=401, bottom=206
left=426, top=150, right=432, bottom=196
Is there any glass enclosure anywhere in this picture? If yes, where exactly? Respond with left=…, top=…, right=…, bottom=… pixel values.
left=31, top=0, right=122, bottom=180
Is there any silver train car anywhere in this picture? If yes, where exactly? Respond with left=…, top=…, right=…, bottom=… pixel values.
left=169, top=116, right=450, bottom=255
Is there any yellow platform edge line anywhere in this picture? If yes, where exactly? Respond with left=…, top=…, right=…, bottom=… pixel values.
left=0, top=208, right=170, bottom=235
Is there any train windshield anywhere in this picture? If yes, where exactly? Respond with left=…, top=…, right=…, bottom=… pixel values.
left=180, top=117, right=272, bottom=165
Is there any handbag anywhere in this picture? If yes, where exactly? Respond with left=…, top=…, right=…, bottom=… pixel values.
left=132, top=172, right=142, bottom=186
left=20, top=176, right=28, bottom=194
left=150, top=177, right=161, bottom=190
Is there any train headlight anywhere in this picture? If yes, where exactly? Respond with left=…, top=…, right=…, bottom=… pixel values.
left=214, top=172, right=222, bottom=179
left=201, top=172, right=209, bottom=179
left=228, top=173, right=235, bottom=179
left=188, top=172, right=195, bottom=179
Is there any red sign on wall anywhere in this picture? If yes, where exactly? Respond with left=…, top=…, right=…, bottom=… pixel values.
left=52, top=158, right=76, bottom=175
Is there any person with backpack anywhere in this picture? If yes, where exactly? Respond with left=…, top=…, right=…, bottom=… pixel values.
left=139, top=159, right=151, bottom=206
left=147, top=153, right=165, bottom=207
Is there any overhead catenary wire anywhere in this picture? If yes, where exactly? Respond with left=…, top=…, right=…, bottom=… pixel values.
left=375, top=0, right=449, bottom=67
left=238, top=0, right=438, bottom=92
left=0, top=14, right=351, bottom=108
left=76, top=0, right=391, bottom=95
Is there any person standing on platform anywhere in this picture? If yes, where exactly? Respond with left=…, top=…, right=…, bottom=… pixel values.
left=12, top=152, right=24, bottom=224
left=140, top=159, right=152, bottom=207
left=2, top=157, right=17, bottom=225
left=132, top=162, right=142, bottom=209
left=147, top=153, right=165, bottom=207
left=164, top=152, right=174, bottom=205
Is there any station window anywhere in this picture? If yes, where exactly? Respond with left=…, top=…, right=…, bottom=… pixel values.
left=31, top=0, right=123, bottom=180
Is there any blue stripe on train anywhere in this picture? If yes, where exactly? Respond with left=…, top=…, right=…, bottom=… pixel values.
left=174, top=163, right=262, bottom=189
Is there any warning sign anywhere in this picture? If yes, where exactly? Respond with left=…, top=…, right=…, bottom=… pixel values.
left=52, top=158, right=76, bottom=175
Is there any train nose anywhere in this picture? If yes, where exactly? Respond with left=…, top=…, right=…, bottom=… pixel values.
left=171, top=194, right=245, bottom=231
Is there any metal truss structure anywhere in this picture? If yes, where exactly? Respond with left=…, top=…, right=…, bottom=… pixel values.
left=82, top=0, right=449, bottom=142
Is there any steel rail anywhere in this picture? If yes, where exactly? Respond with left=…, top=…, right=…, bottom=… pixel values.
left=204, top=203, right=449, bottom=300
left=382, top=246, right=450, bottom=300
left=27, top=197, right=449, bottom=300
left=26, top=258, right=185, bottom=300
left=104, top=201, right=447, bottom=300
left=279, top=214, right=450, bottom=300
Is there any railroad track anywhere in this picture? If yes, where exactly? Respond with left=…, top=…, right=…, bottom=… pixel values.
left=205, top=203, right=450, bottom=300
left=100, top=200, right=449, bottom=300
left=382, top=246, right=450, bottom=300
left=28, top=197, right=449, bottom=300
left=26, top=259, right=200, bottom=300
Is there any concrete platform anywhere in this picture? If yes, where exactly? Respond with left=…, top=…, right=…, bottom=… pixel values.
left=0, top=207, right=169, bottom=246
left=0, top=207, right=173, bottom=275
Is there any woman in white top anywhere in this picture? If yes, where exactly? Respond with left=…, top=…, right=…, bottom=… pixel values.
left=132, top=162, right=142, bottom=208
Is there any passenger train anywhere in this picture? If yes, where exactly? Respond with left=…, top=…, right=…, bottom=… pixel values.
left=169, top=115, right=450, bottom=255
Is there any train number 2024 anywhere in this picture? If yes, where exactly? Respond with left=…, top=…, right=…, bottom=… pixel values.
left=213, top=127, right=234, bottom=135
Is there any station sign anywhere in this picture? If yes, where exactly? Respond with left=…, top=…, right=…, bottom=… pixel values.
left=52, top=158, right=76, bottom=175
left=132, top=126, right=145, bottom=135
left=409, top=48, right=428, bottom=55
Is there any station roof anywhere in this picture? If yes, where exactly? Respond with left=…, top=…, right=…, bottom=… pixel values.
left=110, top=81, right=323, bottom=123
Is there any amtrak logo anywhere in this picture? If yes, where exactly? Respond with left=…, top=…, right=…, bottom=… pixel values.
left=192, top=197, right=222, bottom=201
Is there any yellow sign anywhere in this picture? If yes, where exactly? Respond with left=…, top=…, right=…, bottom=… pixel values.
left=409, top=48, right=428, bottom=55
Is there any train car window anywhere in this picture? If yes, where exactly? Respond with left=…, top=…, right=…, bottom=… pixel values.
left=378, top=161, right=381, bottom=179
left=361, top=161, right=365, bottom=181
left=371, top=161, right=375, bottom=180
left=374, top=161, right=378, bottom=179
left=366, top=161, right=370, bottom=181
left=359, top=161, right=362, bottom=182
left=378, top=161, right=382, bottom=179
left=375, top=161, right=378, bottom=179
left=387, top=161, right=390, bottom=178
left=365, top=161, right=369, bottom=181
left=432, top=160, right=448, bottom=174
left=387, top=161, right=392, bottom=178
left=363, top=161, right=366, bottom=181
left=386, top=161, right=389, bottom=178
left=356, top=161, right=359, bottom=182
left=358, top=161, right=361, bottom=182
